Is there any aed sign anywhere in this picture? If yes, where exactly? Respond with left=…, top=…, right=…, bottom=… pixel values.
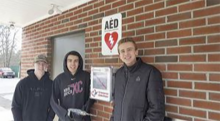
left=102, top=13, right=122, bottom=55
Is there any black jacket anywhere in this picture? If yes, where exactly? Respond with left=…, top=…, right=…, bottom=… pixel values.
left=50, top=51, right=94, bottom=121
left=11, top=69, right=54, bottom=121
left=111, top=58, right=165, bottom=121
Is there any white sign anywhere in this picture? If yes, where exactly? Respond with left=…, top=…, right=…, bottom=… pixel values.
left=90, top=66, right=113, bottom=102
left=102, top=13, right=122, bottom=55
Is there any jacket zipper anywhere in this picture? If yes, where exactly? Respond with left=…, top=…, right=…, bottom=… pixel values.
left=120, top=70, right=129, bottom=121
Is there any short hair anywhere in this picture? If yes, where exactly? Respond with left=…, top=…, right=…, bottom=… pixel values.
left=117, top=37, right=137, bottom=53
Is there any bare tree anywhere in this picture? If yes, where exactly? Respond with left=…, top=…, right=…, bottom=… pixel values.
left=0, top=25, right=20, bottom=67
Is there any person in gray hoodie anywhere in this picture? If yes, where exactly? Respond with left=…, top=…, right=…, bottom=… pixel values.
left=11, top=54, right=54, bottom=121
left=50, top=51, right=94, bottom=121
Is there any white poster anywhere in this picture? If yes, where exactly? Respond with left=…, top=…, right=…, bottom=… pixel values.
left=102, top=13, right=122, bottom=55
left=90, top=66, right=113, bottom=102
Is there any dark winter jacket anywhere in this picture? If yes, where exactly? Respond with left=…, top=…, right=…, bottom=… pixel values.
left=111, top=58, right=165, bottom=121
left=11, top=69, right=54, bottom=121
left=50, top=51, right=94, bottom=121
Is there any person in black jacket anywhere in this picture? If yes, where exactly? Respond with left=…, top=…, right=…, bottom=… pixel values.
left=11, top=54, right=55, bottom=121
left=50, top=51, right=94, bottom=121
left=111, top=37, right=165, bottom=121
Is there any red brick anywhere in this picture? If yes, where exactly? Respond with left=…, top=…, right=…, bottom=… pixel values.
left=104, top=107, right=112, bottom=113
left=74, top=8, right=82, bottom=15
left=162, top=72, right=178, bottom=79
left=194, top=100, right=220, bottom=111
left=208, top=16, right=220, bottom=25
left=105, top=0, right=118, bottom=4
left=168, top=81, right=192, bottom=89
left=179, top=107, right=206, bottom=118
left=99, top=4, right=111, bottom=12
left=122, top=17, right=134, bottom=24
left=145, top=32, right=165, bottom=40
left=167, top=46, right=191, bottom=54
left=94, top=1, right=104, bottom=8
left=194, top=6, right=220, bottom=18
left=179, top=0, right=205, bottom=12
left=156, top=23, right=178, bottom=32
left=136, top=42, right=154, bottom=49
left=166, top=97, right=191, bottom=106
left=179, top=36, right=206, bottom=45
left=194, top=25, right=220, bottom=35
left=88, top=9, right=99, bottom=15
left=164, top=88, right=177, bottom=96
left=127, top=7, right=144, bottom=16
left=145, top=2, right=164, bottom=12
left=119, top=4, right=134, bottom=12
left=167, top=12, right=191, bottom=22
left=93, top=103, right=104, bottom=111
left=90, top=42, right=99, bottom=47
left=144, top=48, right=165, bottom=55
left=208, top=54, right=220, bottom=62
left=141, top=57, right=154, bottom=63
left=145, top=17, right=166, bottom=26
left=194, top=118, right=207, bottom=121
left=194, top=44, right=220, bottom=53
left=166, top=0, right=189, bottom=6
left=83, top=5, right=93, bottom=12
left=93, top=48, right=101, bottom=52
left=89, top=20, right=99, bottom=26
left=105, top=8, right=117, bottom=16
left=209, top=74, right=220, bottom=81
left=165, top=105, right=178, bottom=113
left=156, top=7, right=177, bottom=17
left=127, top=22, right=144, bottom=29
left=167, top=29, right=192, bottom=38
left=154, top=64, right=166, bottom=71
left=136, top=27, right=154, bottom=35
left=180, top=73, right=206, bottom=81
left=93, top=59, right=104, bottom=63
left=195, top=64, right=220, bottom=72
left=168, top=64, right=192, bottom=71
left=155, top=39, right=177, bottom=47
left=93, top=25, right=101, bottom=31
left=209, top=112, right=220, bottom=121
left=136, top=12, right=154, bottom=21
left=179, top=18, right=206, bottom=28
left=135, top=0, right=153, bottom=7
left=122, top=30, right=135, bottom=37
left=179, top=90, right=206, bottom=99
left=209, top=93, right=220, bottom=101
left=179, top=55, right=206, bottom=62
left=112, top=0, right=126, bottom=8
left=167, top=113, right=192, bottom=121
left=208, top=34, right=220, bottom=43
left=195, top=82, right=220, bottom=91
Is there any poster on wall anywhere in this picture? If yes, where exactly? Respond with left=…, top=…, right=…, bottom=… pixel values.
left=90, top=66, right=113, bottom=102
left=102, top=13, right=122, bottom=55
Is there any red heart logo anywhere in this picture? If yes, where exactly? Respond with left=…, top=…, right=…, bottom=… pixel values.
left=104, top=32, right=118, bottom=50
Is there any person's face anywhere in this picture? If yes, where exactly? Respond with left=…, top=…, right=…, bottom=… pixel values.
left=34, top=61, right=48, bottom=73
left=67, top=55, right=79, bottom=75
left=118, top=42, right=138, bottom=66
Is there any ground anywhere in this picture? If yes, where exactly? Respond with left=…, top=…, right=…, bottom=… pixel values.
left=0, top=78, right=19, bottom=121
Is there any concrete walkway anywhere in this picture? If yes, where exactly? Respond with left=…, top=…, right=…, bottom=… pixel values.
left=0, top=78, right=19, bottom=121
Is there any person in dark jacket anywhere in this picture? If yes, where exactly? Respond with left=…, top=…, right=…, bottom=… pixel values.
left=50, top=51, right=94, bottom=121
left=111, top=37, right=165, bottom=121
left=11, top=54, right=55, bottom=121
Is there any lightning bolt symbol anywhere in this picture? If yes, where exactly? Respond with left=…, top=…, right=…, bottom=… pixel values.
left=109, top=34, right=114, bottom=47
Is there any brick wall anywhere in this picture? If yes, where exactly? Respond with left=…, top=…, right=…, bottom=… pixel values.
left=21, top=0, right=220, bottom=120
